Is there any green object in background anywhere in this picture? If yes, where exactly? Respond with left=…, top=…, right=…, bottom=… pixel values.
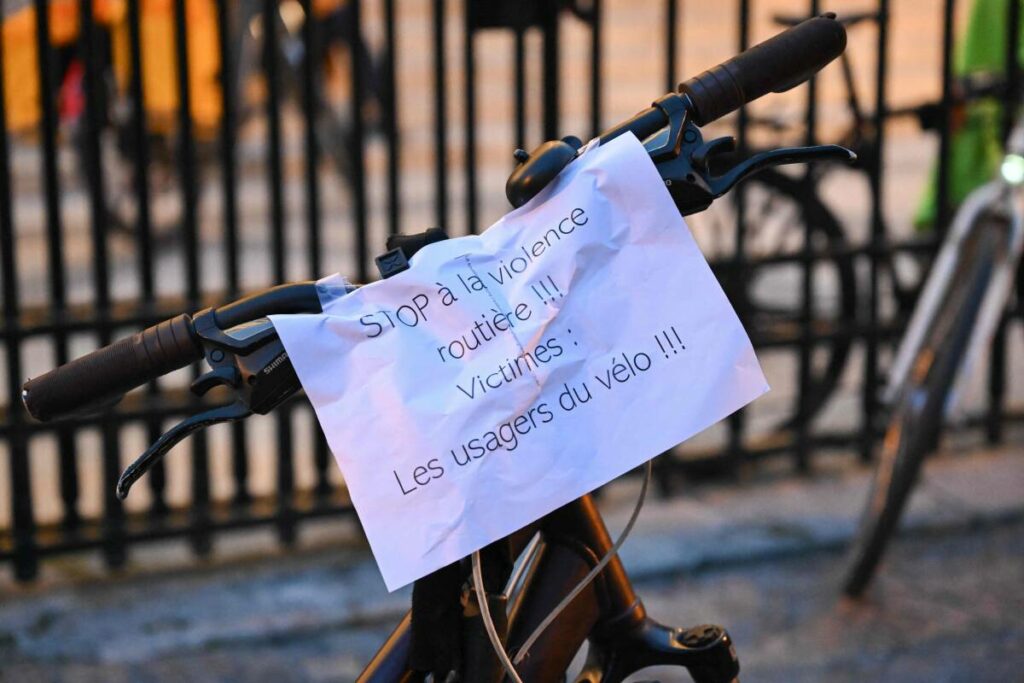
left=915, top=0, right=1024, bottom=229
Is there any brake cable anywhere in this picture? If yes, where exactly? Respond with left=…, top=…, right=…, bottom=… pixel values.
left=471, top=459, right=653, bottom=681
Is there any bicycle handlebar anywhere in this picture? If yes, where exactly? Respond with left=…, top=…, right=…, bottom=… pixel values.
left=22, top=283, right=323, bottom=422
left=22, top=13, right=848, bottom=423
left=595, top=13, right=846, bottom=146
left=210, top=282, right=322, bottom=328
left=680, top=13, right=846, bottom=126
left=22, top=314, right=202, bottom=421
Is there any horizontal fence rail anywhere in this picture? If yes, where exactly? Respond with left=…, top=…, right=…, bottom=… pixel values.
left=1, top=0, right=1022, bottom=580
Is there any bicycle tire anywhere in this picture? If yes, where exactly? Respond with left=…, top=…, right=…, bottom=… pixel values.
left=841, top=218, right=1002, bottom=597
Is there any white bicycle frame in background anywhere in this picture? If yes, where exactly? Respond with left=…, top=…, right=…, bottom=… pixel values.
left=884, top=114, right=1024, bottom=420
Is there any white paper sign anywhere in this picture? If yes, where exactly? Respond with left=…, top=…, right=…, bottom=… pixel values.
left=271, top=134, right=768, bottom=590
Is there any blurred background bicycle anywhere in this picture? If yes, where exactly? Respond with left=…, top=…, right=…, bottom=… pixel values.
left=3, top=0, right=386, bottom=238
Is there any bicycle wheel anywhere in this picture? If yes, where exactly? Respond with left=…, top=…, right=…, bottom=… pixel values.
left=841, top=218, right=1002, bottom=597
left=687, top=168, right=858, bottom=433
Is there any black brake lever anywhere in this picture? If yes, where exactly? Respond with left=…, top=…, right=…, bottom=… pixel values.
left=116, top=400, right=252, bottom=499
left=650, top=114, right=856, bottom=214
left=116, top=318, right=305, bottom=499
left=704, top=144, right=855, bottom=196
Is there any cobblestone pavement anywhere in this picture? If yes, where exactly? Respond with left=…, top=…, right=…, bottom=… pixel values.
left=2, top=520, right=1021, bottom=682
left=1, top=443, right=1021, bottom=682
left=632, top=521, right=1024, bottom=682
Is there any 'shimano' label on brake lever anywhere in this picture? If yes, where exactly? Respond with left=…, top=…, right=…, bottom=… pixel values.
left=270, top=134, right=768, bottom=591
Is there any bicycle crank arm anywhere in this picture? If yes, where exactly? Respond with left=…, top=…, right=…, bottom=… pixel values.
left=116, top=400, right=252, bottom=499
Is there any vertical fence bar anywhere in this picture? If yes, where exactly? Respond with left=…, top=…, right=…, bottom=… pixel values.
left=0, top=0, right=36, bottom=580
left=128, top=0, right=155, bottom=306
left=174, top=0, right=212, bottom=555
left=218, top=0, right=241, bottom=296
left=313, top=414, right=332, bottom=501
left=464, top=4, right=477, bottom=233
left=384, top=0, right=400, bottom=238
left=127, top=0, right=168, bottom=515
left=433, top=0, right=448, bottom=229
left=300, top=0, right=322, bottom=265
left=803, top=2, right=818, bottom=148
left=296, top=0, right=319, bottom=499
left=862, top=0, right=889, bottom=462
left=338, top=0, right=370, bottom=501
left=80, top=0, right=126, bottom=569
left=174, top=0, right=201, bottom=325
left=988, top=0, right=1021, bottom=443
left=516, top=21, right=524, bottom=150
left=935, top=0, right=956, bottom=233
left=298, top=0, right=330, bottom=497
left=795, top=0, right=820, bottom=473
left=264, top=0, right=286, bottom=284
left=654, top=0, right=679, bottom=495
left=589, top=0, right=601, bottom=138
left=262, top=0, right=296, bottom=544
left=664, top=0, right=678, bottom=93
left=217, top=0, right=250, bottom=506
left=514, top=21, right=526, bottom=151
left=541, top=3, right=559, bottom=140
left=727, top=0, right=751, bottom=462
left=33, top=0, right=80, bottom=532
left=348, top=0, right=368, bottom=280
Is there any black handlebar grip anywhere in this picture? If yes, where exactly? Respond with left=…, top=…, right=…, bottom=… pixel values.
left=679, top=13, right=847, bottom=125
left=22, top=314, right=202, bottom=422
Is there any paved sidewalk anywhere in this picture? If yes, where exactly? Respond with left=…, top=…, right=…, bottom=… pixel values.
left=1, top=440, right=1021, bottom=681
left=611, top=438, right=1024, bottom=581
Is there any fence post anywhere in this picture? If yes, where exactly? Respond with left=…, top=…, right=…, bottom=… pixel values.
left=796, top=0, right=821, bottom=473
left=433, top=0, right=449, bottom=231
left=862, top=0, right=891, bottom=462
left=172, top=0, right=213, bottom=556
left=726, top=0, right=752, bottom=466
left=541, top=1, right=560, bottom=141
left=0, top=4, right=37, bottom=581
left=464, top=2, right=478, bottom=233
left=590, top=0, right=602, bottom=140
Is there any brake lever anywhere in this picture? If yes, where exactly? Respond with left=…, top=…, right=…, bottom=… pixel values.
left=116, top=318, right=304, bottom=499
left=704, top=143, right=855, bottom=195
left=650, top=114, right=856, bottom=214
left=116, top=400, right=252, bottom=499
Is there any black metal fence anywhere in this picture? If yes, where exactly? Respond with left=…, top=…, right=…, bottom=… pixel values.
left=1, top=0, right=1021, bottom=581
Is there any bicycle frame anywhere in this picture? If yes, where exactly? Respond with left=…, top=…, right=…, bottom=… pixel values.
left=359, top=494, right=739, bottom=682
left=883, top=120, right=1024, bottom=418
left=841, top=117, right=1024, bottom=597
